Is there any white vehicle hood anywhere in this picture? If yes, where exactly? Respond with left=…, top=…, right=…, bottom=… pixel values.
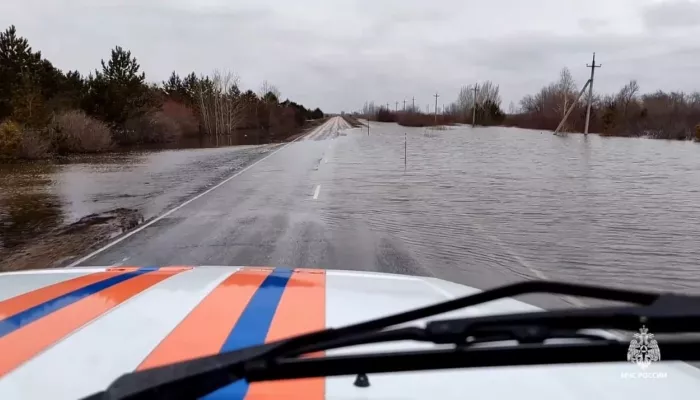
left=0, top=266, right=697, bottom=399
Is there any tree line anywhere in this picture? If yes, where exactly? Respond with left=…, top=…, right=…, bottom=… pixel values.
left=360, top=67, right=700, bottom=141
left=509, top=68, right=700, bottom=140
left=0, top=25, right=324, bottom=159
left=361, top=81, right=506, bottom=128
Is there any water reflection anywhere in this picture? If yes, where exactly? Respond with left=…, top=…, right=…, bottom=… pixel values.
left=0, top=144, right=271, bottom=251
left=0, top=163, right=63, bottom=249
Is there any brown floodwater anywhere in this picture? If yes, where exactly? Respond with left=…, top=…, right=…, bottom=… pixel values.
left=0, top=144, right=274, bottom=250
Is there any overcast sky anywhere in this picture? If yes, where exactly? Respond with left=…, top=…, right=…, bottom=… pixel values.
left=3, top=0, right=700, bottom=113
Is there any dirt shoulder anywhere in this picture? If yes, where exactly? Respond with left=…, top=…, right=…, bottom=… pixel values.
left=341, top=115, right=364, bottom=127
left=283, top=118, right=330, bottom=142
left=1, top=145, right=277, bottom=271
left=0, top=208, right=142, bottom=271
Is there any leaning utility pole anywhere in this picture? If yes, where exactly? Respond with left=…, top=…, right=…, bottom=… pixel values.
left=433, top=92, right=440, bottom=125
left=472, top=83, right=478, bottom=128
left=584, top=52, right=601, bottom=135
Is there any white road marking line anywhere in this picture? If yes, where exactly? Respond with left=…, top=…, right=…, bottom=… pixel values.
left=313, top=185, right=321, bottom=200
left=64, top=137, right=306, bottom=268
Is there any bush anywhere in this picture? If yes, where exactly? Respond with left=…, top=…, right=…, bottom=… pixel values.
left=397, top=113, right=432, bottom=127
left=19, top=129, right=51, bottom=159
left=376, top=109, right=396, bottom=122
left=0, top=120, right=23, bottom=158
left=124, top=111, right=182, bottom=144
left=396, top=112, right=456, bottom=127
left=52, top=110, right=113, bottom=153
left=161, top=100, right=199, bottom=137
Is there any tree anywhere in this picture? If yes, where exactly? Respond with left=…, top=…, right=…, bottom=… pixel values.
left=83, top=46, right=150, bottom=124
left=508, top=101, right=517, bottom=114
left=0, top=25, right=43, bottom=120
left=617, top=79, right=640, bottom=119
left=162, top=71, right=184, bottom=100
left=311, top=107, right=324, bottom=119
left=195, top=70, right=246, bottom=138
left=476, top=81, right=502, bottom=108
left=557, top=67, right=577, bottom=118
left=258, top=80, right=281, bottom=102
left=456, top=85, right=476, bottom=121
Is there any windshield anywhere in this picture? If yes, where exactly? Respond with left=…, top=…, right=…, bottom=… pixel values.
left=1, top=0, right=700, bottom=399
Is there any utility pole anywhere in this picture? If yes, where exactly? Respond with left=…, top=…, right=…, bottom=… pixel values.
left=395, top=101, right=399, bottom=112
left=472, top=83, right=478, bottom=128
left=412, top=97, right=415, bottom=111
left=386, top=102, right=390, bottom=110
left=584, top=52, right=601, bottom=135
left=433, top=92, right=439, bottom=125
left=403, top=99, right=406, bottom=111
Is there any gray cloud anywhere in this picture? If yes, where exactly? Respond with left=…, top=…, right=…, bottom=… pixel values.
left=2, top=0, right=700, bottom=112
left=642, top=0, right=700, bottom=30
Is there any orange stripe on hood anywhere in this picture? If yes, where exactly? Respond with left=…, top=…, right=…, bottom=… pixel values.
left=245, top=269, right=326, bottom=400
left=0, top=268, right=182, bottom=377
left=0, top=271, right=126, bottom=319
left=138, top=268, right=273, bottom=370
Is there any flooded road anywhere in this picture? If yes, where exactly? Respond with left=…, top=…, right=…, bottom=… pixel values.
left=323, top=123, right=700, bottom=302
left=71, top=118, right=700, bottom=308
left=0, top=145, right=275, bottom=253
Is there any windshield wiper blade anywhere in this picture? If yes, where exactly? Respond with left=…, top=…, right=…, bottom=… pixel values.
left=88, top=280, right=665, bottom=400
left=426, top=291, right=700, bottom=345
left=243, top=339, right=700, bottom=383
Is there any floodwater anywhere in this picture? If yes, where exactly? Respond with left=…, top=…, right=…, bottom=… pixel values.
left=323, top=122, right=700, bottom=295
left=0, top=144, right=273, bottom=250
left=4, top=121, right=700, bottom=298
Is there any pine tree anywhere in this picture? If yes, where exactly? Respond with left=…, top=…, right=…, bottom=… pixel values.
left=84, top=46, right=149, bottom=124
left=0, top=25, right=42, bottom=120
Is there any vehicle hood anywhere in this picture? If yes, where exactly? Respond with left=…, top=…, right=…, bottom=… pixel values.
left=0, top=266, right=697, bottom=399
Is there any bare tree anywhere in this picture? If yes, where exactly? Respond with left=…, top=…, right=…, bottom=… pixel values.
left=556, top=67, right=577, bottom=125
left=476, top=80, right=501, bottom=108
left=456, top=85, right=476, bottom=120
left=196, top=70, right=245, bottom=138
left=508, top=101, right=517, bottom=114
left=259, top=80, right=281, bottom=101
left=617, top=79, right=640, bottom=119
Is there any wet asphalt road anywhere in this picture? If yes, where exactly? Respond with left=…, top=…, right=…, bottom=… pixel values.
left=77, top=117, right=403, bottom=275
left=74, top=118, right=700, bottom=310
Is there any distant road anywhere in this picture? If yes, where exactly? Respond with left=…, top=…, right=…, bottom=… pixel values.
left=71, top=116, right=396, bottom=272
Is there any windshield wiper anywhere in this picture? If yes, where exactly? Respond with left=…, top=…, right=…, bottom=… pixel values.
left=88, top=280, right=700, bottom=400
